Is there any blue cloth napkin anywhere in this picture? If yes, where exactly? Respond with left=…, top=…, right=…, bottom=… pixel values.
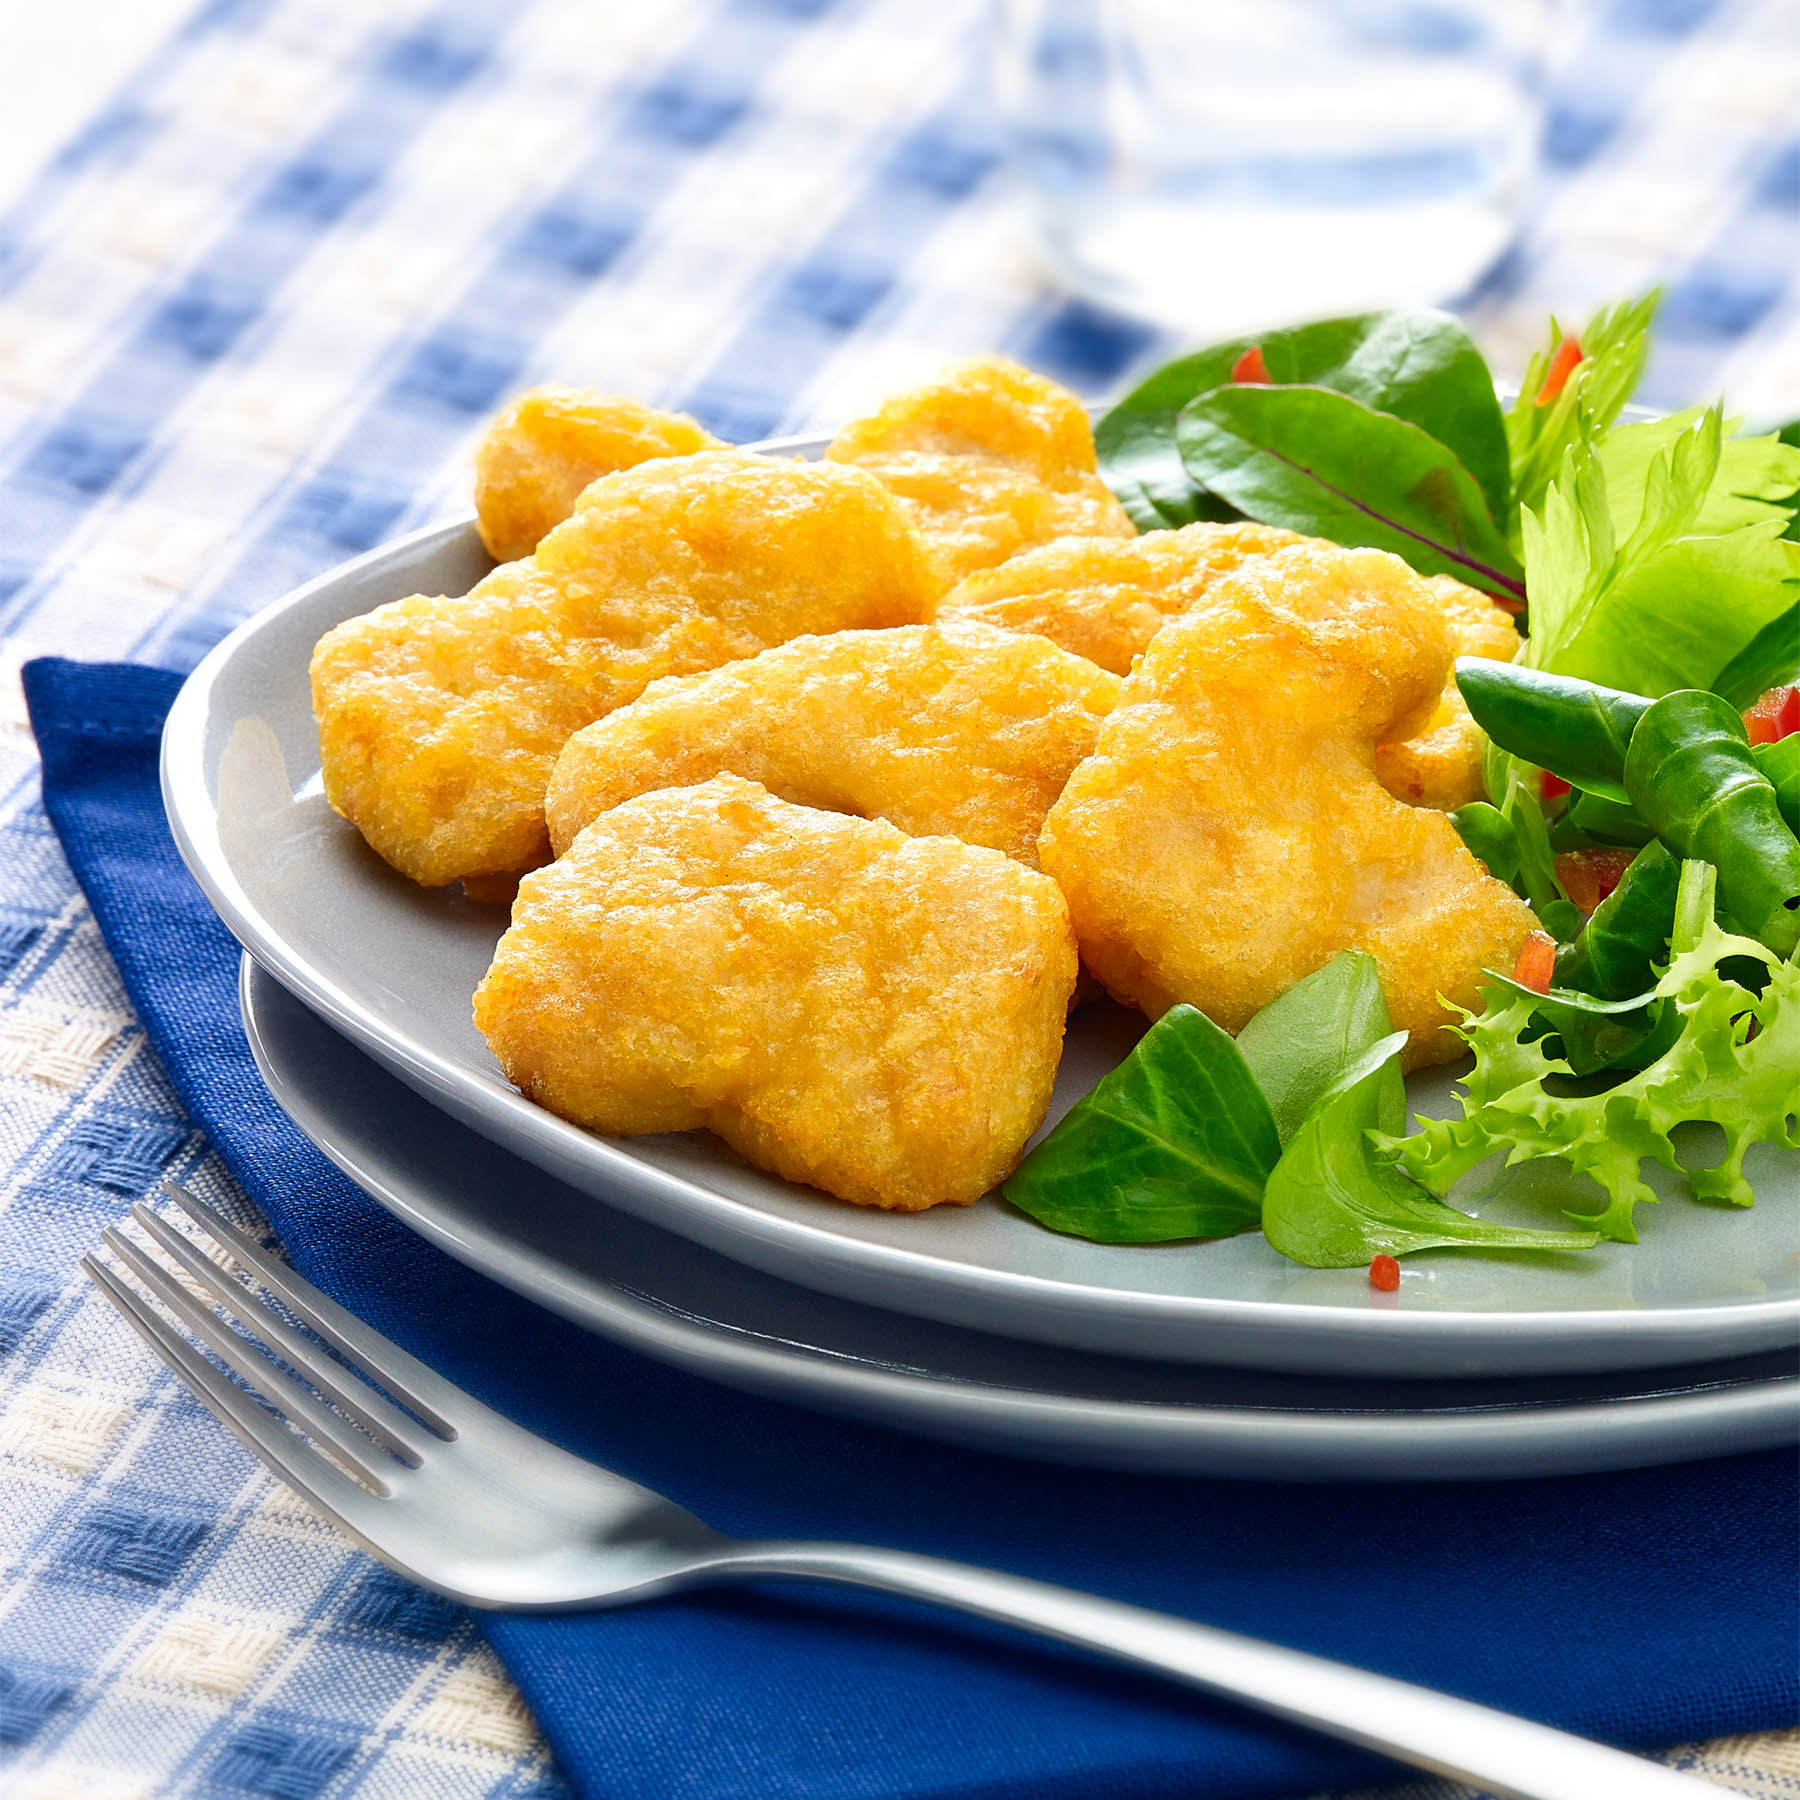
left=24, top=653, right=1799, bottom=1800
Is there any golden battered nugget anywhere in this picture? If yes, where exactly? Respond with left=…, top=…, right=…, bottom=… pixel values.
left=826, top=356, right=1135, bottom=594
left=1038, top=544, right=1536, bottom=1067
left=544, top=623, right=1119, bottom=867
left=473, top=387, right=723, bottom=561
left=311, top=452, right=936, bottom=888
left=1374, top=575, right=1521, bottom=810
left=474, top=776, right=1078, bottom=1210
left=938, top=522, right=1302, bottom=674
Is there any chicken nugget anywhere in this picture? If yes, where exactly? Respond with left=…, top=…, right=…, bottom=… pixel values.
left=1374, top=575, right=1522, bottom=810
left=311, top=451, right=936, bottom=888
left=474, top=776, right=1078, bottom=1210
left=1038, top=544, right=1536, bottom=1067
left=938, top=521, right=1303, bottom=674
left=826, top=356, right=1135, bottom=594
left=545, top=623, right=1119, bottom=867
left=473, top=386, right=724, bottom=561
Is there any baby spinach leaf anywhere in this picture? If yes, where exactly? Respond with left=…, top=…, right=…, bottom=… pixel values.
left=1261, top=1033, right=1602, bottom=1267
left=1175, top=385, right=1525, bottom=602
left=1623, top=690, right=1800, bottom=956
left=1553, top=841, right=1679, bottom=1000
left=1003, top=1003, right=1278, bottom=1243
left=1095, top=308, right=1510, bottom=532
left=1507, top=292, right=1657, bottom=535
left=1713, top=601, right=1800, bottom=709
left=1755, top=736, right=1800, bottom=835
left=1235, top=951, right=1392, bottom=1147
left=1451, top=801, right=1521, bottom=885
left=1455, top=660, right=1650, bottom=804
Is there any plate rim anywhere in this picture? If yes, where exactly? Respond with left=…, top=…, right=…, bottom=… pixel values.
left=237, top=954, right=1800, bottom=1482
left=160, top=491, right=1800, bottom=1369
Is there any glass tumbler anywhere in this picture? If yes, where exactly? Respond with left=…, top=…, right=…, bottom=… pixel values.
left=993, top=0, right=1546, bottom=336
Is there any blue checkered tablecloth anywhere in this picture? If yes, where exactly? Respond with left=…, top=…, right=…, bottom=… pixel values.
left=0, top=1, right=1795, bottom=1795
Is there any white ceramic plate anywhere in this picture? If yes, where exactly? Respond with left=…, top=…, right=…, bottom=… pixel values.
left=241, top=955, right=1800, bottom=1481
left=160, top=442, right=1800, bottom=1378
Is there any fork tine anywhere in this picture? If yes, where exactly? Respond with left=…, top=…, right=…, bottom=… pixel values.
left=160, top=1181, right=458, bottom=1439
left=83, top=1251, right=390, bottom=1515
left=99, top=1228, right=395, bottom=1494
left=129, top=1204, right=427, bottom=1466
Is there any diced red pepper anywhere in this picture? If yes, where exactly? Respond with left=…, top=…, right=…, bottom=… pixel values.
left=1231, top=344, right=1271, bottom=384
left=1369, top=1254, right=1401, bottom=1292
left=1535, top=333, right=1583, bottom=406
left=1555, top=847, right=1635, bottom=917
left=1540, top=771, right=1571, bottom=802
left=1746, top=685, right=1799, bottom=745
left=1513, top=930, right=1557, bottom=993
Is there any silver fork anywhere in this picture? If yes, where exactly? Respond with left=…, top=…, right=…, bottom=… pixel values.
left=85, top=1180, right=1711, bottom=1800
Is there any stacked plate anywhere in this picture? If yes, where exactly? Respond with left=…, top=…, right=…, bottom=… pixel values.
left=161, top=442, right=1800, bottom=1485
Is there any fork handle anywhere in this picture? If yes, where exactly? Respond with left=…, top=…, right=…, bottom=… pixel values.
left=714, top=1541, right=1708, bottom=1800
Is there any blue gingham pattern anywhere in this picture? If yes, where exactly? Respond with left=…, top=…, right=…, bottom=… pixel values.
left=0, top=1, right=1795, bottom=1794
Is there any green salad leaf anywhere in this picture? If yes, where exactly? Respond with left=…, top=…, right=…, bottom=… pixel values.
left=1713, top=601, right=1800, bottom=708
left=1002, top=1004, right=1277, bottom=1243
left=1388, top=863, right=1800, bottom=1241
left=1450, top=801, right=1521, bottom=885
left=1757, top=736, right=1800, bottom=834
left=1520, top=407, right=1800, bottom=698
left=1262, top=1034, right=1603, bottom=1268
left=1095, top=308, right=1509, bottom=532
left=1623, top=690, right=1800, bottom=955
left=1506, top=292, right=1658, bottom=538
left=1553, top=841, right=1680, bottom=1000
left=1456, top=659, right=1650, bottom=803
left=1175, top=384, right=1524, bottom=602
left=1235, top=950, right=1392, bottom=1147
left=1558, top=789, right=1654, bottom=848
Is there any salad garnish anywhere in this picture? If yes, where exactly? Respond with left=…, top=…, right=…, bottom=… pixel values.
left=1005, top=295, right=1800, bottom=1274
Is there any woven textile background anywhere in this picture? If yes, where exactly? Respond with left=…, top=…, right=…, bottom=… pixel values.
left=0, top=0, right=1795, bottom=1795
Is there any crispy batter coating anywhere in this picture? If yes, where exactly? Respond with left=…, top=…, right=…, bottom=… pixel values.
left=1374, top=575, right=1522, bottom=810
left=1038, top=544, right=1536, bottom=1067
left=474, top=776, right=1078, bottom=1210
left=826, top=356, right=1135, bottom=594
left=473, top=387, right=723, bottom=561
left=937, top=522, right=1303, bottom=674
left=544, top=623, right=1119, bottom=867
left=311, top=451, right=936, bottom=888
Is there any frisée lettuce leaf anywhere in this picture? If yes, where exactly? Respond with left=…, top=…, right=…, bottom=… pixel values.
left=1384, top=863, right=1800, bottom=1242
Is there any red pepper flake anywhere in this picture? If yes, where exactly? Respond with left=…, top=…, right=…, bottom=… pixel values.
left=1231, top=344, right=1271, bottom=384
left=1746, top=685, right=1799, bottom=745
left=1535, top=333, right=1583, bottom=406
left=1369, top=1254, right=1401, bottom=1292
left=1540, top=771, right=1571, bottom=802
left=1513, top=930, right=1557, bottom=993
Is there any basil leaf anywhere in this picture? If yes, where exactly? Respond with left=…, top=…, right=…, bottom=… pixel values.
left=1623, top=690, right=1800, bottom=956
left=1455, top=660, right=1650, bottom=804
left=1095, top=307, right=1510, bottom=533
left=1451, top=801, right=1521, bottom=885
left=1235, top=950, right=1393, bottom=1148
left=1554, top=841, right=1680, bottom=1000
left=1175, top=385, right=1525, bottom=603
left=1713, top=601, right=1800, bottom=709
left=1755, top=736, right=1800, bottom=835
left=1003, top=1003, right=1278, bottom=1243
left=1261, top=1034, right=1602, bottom=1267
